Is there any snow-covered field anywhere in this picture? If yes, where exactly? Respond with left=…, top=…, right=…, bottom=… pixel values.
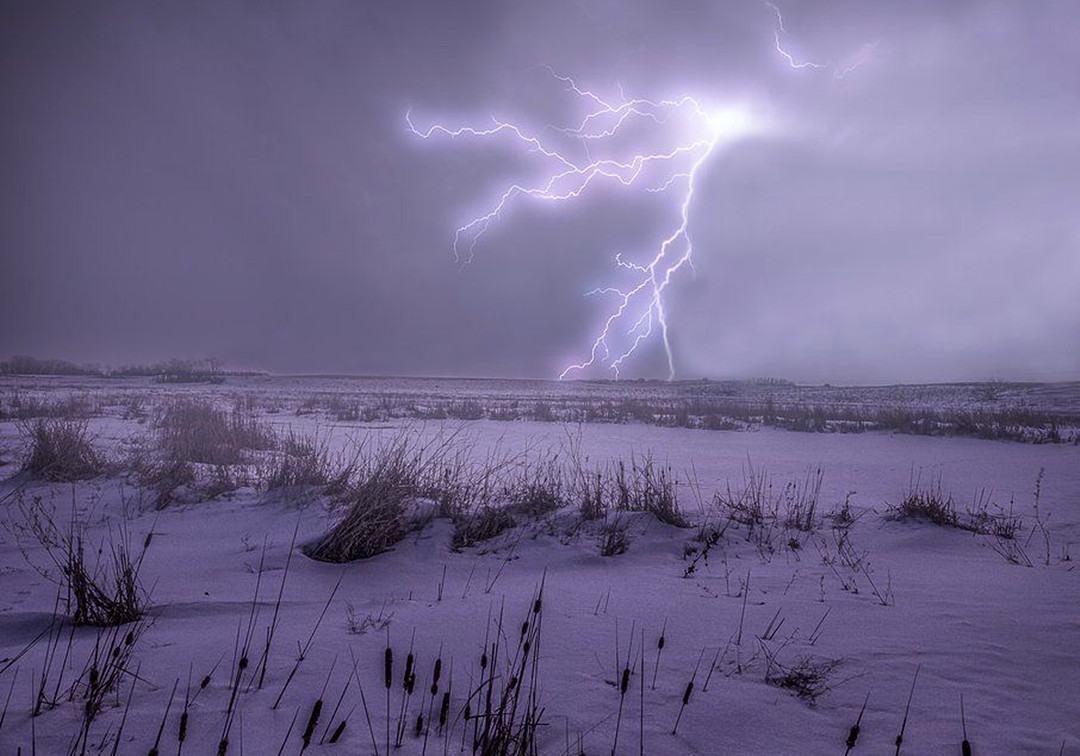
left=1, top=376, right=1077, bottom=755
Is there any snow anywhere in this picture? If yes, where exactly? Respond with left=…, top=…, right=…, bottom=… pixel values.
left=0, top=377, right=1077, bottom=755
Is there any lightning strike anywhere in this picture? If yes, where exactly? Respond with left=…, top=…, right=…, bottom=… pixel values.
left=407, top=7, right=871, bottom=381
left=408, top=70, right=758, bottom=380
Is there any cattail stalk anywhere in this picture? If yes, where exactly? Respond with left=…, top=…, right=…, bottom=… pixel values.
left=960, top=692, right=971, bottom=756
left=384, top=637, right=393, bottom=756
left=148, top=678, right=178, bottom=756
left=671, top=649, right=705, bottom=736
left=651, top=619, right=667, bottom=691
left=273, top=707, right=300, bottom=756
left=894, top=665, right=920, bottom=756
left=844, top=690, right=870, bottom=755
left=348, top=647, right=381, bottom=756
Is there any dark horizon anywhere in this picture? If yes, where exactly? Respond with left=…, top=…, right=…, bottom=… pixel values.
left=2, top=1, right=1078, bottom=384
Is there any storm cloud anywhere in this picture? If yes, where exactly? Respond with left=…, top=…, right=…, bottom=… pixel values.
left=1, top=0, right=1077, bottom=382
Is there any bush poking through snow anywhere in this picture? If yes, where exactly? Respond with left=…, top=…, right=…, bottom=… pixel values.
left=19, top=418, right=105, bottom=481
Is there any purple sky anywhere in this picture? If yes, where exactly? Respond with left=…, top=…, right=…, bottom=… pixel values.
left=1, top=0, right=1078, bottom=382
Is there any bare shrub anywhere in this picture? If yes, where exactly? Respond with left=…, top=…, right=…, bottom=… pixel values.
left=157, top=398, right=276, bottom=465
left=19, top=418, right=105, bottom=481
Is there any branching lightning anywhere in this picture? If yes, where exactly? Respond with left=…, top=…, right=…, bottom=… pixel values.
left=408, top=71, right=755, bottom=380
left=407, top=5, right=873, bottom=380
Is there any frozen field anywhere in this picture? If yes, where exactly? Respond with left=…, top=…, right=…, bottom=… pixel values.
left=0, top=376, right=1077, bottom=755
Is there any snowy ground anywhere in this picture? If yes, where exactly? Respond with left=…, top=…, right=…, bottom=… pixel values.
left=0, top=377, right=1077, bottom=755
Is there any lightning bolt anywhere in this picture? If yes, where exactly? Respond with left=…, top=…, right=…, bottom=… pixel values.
left=767, top=1, right=827, bottom=70
left=408, top=70, right=755, bottom=380
left=767, top=1, right=879, bottom=79
left=406, top=8, right=873, bottom=381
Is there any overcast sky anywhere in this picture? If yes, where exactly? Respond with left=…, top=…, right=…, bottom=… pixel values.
left=1, top=0, right=1077, bottom=383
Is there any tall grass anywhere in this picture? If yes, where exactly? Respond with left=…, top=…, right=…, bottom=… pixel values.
left=156, top=399, right=276, bottom=466
left=19, top=418, right=105, bottom=481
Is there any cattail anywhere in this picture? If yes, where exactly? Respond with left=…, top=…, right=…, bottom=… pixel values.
left=328, top=721, right=347, bottom=744
left=671, top=680, right=694, bottom=735
left=216, top=738, right=228, bottom=756
left=178, top=711, right=188, bottom=742
left=301, top=699, right=323, bottom=750
left=385, top=643, right=393, bottom=756
left=612, top=664, right=632, bottom=756
left=844, top=691, right=870, bottom=755
left=480, top=651, right=488, bottom=671
left=960, top=693, right=971, bottom=756
left=433, top=659, right=442, bottom=686
left=521, top=621, right=529, bottom=639
left=201, top=674, right=211, bottom=690
left=651, top=619, right=667, bottom=690
left=404, top=653, right=415, bottom=688
left=415, top=712, right=424, bottom=737
left=438, top=692, right=450, bottom=729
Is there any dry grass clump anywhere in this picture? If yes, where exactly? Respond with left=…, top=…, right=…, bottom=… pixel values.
left=19, top=418, right=106, bottom=481
left=885, top=476, right=1025, bottom=544
left=567, top=452, right=688, bottom=527
left=886, top=478, right=960, bottom=527
left=599, top=515, right=630, bottom=556
left=156, top=398, right=276, bottom=466
left=18, top=498, right=149, bottom=625
left=610, top=455, right=687, bottom=527
left=763, top=649, right=842, bottom=703
left=304, top=430, right=454, bottom=562
left=263, top=430, right=342, bottom=491
left=452, top=506, right=516, bottom=550
left=505, top=454, right=566, bottom=519
left=304, top=469, right=413, bottom=563
left=2, top=392, right=100, bottom=421
left=135, top=457, right=196, bottom=508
